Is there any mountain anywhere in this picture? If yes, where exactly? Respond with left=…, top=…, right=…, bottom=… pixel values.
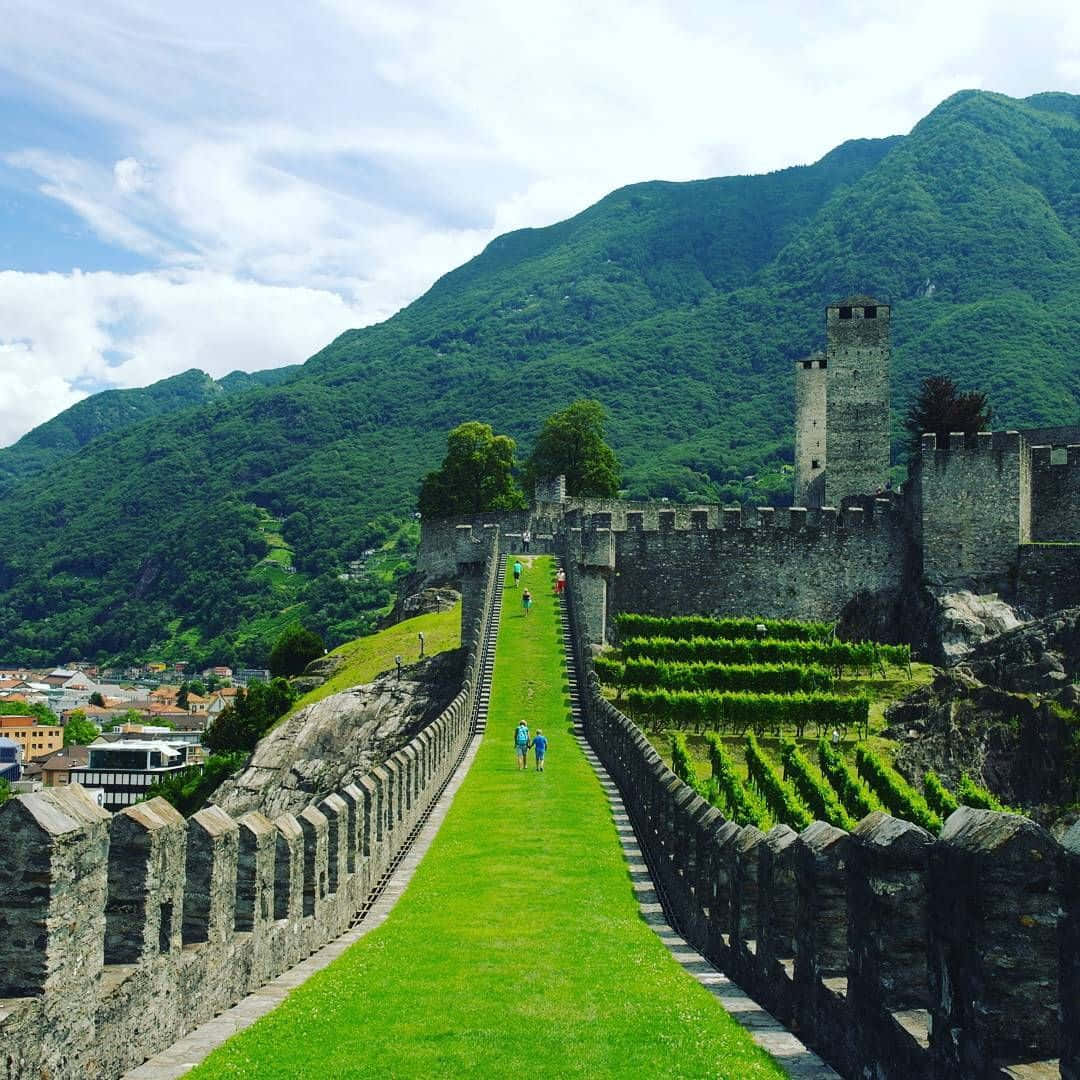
left=1, top=89, right=1078, bottom=667
left=0, top=365, right=299, bottom=493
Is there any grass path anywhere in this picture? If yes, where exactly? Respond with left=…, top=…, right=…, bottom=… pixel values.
left=189, top=557, right=784, bottom=1079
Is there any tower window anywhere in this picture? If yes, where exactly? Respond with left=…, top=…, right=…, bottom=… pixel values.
left=864, top=305, right=877, bottom=318
left=838, top=306, right=852, bottom=319
left=811, top=459, right=821, bottom=469
left=802, top=360, right=812, bottom=369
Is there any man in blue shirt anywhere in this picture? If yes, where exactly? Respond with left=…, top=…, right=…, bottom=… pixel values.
left=515, top=721, right=530, bottom=769
left=531, top=729, right=548, bottom=772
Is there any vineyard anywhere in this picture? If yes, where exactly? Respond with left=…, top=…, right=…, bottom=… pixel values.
left=597, top=613, right=1006, bottom=835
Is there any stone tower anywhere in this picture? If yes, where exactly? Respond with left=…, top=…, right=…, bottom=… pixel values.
left=823, top=296, right=891, bottom=504
left=793, top=351, right=827, bottom=507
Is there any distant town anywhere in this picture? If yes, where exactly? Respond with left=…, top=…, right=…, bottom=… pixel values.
left=0, top=660, right=270, bottom=811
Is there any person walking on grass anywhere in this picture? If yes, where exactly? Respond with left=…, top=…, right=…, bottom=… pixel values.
left=531, top=729, right=548, bottom=772
left=521, top=588, right=532, bottom=616
left=515, top=721, right=530, bottom=770
left=555, top=568, right=566, bottom=595
left=512, top=559, right=522, bottom=588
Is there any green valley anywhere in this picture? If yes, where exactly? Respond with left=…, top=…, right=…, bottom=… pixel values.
left=1, top=89, right=1078, bottom=666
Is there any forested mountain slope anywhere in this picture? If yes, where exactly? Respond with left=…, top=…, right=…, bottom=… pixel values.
left=1, top=89, right=1077, bottom=666
left=0, top=365, right=298, bottom=492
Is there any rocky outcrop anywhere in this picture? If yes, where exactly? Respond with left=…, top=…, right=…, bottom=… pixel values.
left=932, top=590, right=1026, bottom=662
left=379, top=570, right=460, bottom=628
left=214, top=648, right=465, bottom=819
left=963, top=604, right=1080, bottom=691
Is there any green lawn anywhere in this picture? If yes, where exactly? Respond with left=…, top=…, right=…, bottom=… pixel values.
left=281, top=604, right=462, bottom=720
left=189, top=557, right=784, bottom=1079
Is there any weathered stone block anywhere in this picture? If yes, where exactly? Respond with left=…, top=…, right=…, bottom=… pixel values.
left=181, top=805, right=239, bottom=947
left=105, top=796, right=186, bottom=964
left=929, top=807, right=1060, bottom=1078
left=0, top=785, right=110, bottom=997
left=235, top=811, right=275, bottom=933
left=298, top=805, right=329, bottom=918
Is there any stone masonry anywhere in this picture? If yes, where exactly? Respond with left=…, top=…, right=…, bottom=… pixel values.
left=0, top=528, right=501, bottom=1080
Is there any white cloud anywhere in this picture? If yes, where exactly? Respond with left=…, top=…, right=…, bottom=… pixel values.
left=0, top=269, right=377, bottom=445
left=114, top=157, right=148, bottom=194
left=0, top=0, right=1077, bottom=444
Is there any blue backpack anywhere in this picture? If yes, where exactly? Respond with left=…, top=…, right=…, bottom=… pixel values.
left=515, top=726, right=529, bottom=747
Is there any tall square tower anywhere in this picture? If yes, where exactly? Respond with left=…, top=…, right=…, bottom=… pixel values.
left=823, top=296, right=891, bottom=503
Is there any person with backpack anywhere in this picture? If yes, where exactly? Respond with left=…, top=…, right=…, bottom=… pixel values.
left=512, top=559, right=522, bottom=588
left=531, top=729, right=548, bottom=772
left=514, top=721, right=530, bottom=769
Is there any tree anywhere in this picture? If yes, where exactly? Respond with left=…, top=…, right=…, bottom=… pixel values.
left=89, top=691, right=105, bottom=708
left=202, top=678, right=296, bottom=754
left=187, top=679, right=207, bottom=697
left=905, top=375, right=992, bottom=450
left=526, top=400, right=620, bottom=497
left=0, top=778, right=9, bottom=806
left=417, top=421, right=526, bottom=517
left=269, top=626, right=326, bottom=678
left=63, top=710, right=99, bottom=746
left=176, top=684, right=189, bottom=710
left=102, top=708, right=145, bottom=733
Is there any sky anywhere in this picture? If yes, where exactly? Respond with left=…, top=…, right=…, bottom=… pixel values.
left=1, top=1, right=1078, bottom=446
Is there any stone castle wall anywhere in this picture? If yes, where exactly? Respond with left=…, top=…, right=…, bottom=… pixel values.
left=0, top=530, right=501, bottom=1080
left=563, top=573, right=1080, bottom=1079
left=793, top=354, right=827, bottom=508
left=823, top=300, right=891, bottom=505
left=1030, top=442, right=1080, bottom=542
left=603, top=502, right=903, bottom=625
left=915, top=431, right=1027, bottom=596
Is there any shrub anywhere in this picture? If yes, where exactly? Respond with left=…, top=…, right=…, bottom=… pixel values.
left=704, top=733, right=767, bottom=827
left=779, top=738, right=854, bottom=830
left=624, top=687, right=869, bottom=737
left=596, top=656, right=833, bottom=694
left=922, top=770, right=959, bottom=817
left=955, top=772, right=1006, bottom=812
left=818, top=738, right=879, bottom=819
left=855, top=746, right=941, bottom=833
left=745, top=733, right=813, bottom=830
left=615, top=614, right=833, bottom=642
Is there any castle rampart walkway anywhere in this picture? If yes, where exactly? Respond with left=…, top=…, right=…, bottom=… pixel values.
left=183, top=557, right=795, bottom=1078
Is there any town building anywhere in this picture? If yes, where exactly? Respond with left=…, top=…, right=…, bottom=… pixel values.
left=0, top=736, right=21, bottom=783
left=80, top=738, right=198, bottom=811
left=0, top=716, right=64, bottom=762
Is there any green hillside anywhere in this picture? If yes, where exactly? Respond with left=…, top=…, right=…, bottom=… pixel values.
left=0, top=365, right=298, bottom=493
left=0, top=89, right=1078, bottom=667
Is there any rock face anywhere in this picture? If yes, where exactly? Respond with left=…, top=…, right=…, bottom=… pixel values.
left=963, top=603, right=1080, bottom=691
left=214, top=648, right=465, bottom=819
left=883, top=609, right=1080, bottom=814
left=933, top=590, right=1026, bottom=662
left=379, top=571, right=460, bottom=628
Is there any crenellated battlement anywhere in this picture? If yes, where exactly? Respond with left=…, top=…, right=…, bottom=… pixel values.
left=0, top=535, right=504, bottom=1080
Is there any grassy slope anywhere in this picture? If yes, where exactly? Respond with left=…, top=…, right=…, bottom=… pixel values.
left=284, top=604, right=462, bottom=717
left=189, top=558, right=783, bottom=1079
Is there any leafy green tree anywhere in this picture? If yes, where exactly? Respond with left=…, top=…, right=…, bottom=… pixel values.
left=417, top=421, right=526, bottom=517
left=526, top=400, right=620, bottom=497
left=203, top=678, right=296, bottom=753
left=269, top=626, right=326, bottom=678
left=89, top=692, right=105, bottom=708
left=905, top=375, right=992, bottom=450
left=142, top=751, right=247, bottom=815
left=0, top=700, right=59, bottom=724
left=102, top=707, right=145, bottom=733
left=176, top=684, right=190, bottom=710
left=0, top=777, right=9, bottom=806
left=63, top=710, right=99, bottom=746
left=187, top=679, right=207, bottom=697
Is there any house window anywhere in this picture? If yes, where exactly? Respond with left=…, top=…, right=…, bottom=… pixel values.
left=864, top=305, right=877, bottom=318
left=839, top=306, right=852, bottom=319
left=1051, top=447, right=1068, bottom=465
